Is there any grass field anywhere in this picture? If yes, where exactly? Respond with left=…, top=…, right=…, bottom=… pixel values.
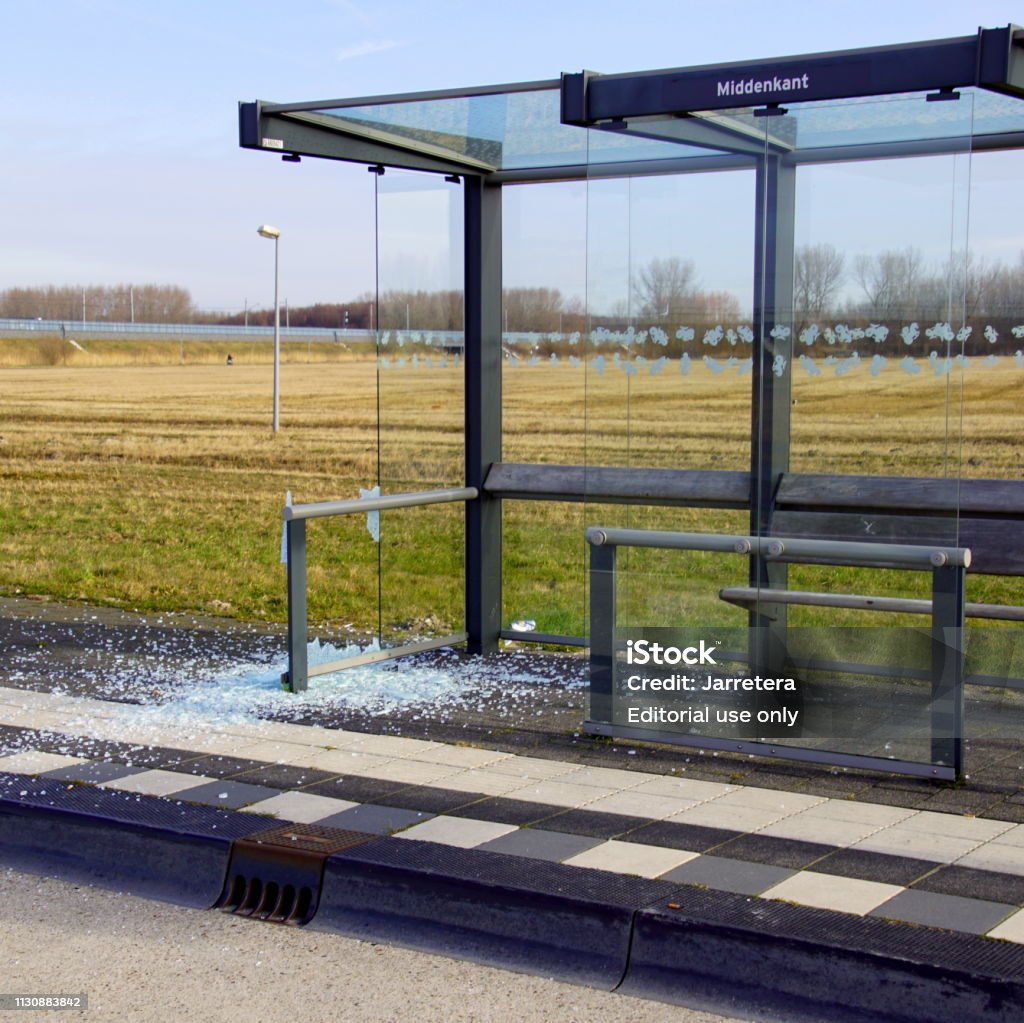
left=1, top=339, right=1021, bottom=650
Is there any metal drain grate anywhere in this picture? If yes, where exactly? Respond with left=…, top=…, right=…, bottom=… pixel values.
left=216, top=823, right=379, bottom=926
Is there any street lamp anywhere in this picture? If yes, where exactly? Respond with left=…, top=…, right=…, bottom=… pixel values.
left=257, top=224, right=281, bottom=432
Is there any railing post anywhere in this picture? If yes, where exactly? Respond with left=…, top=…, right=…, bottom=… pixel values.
left=588, top=541, right=617, bottom=725
left=286, top=518, right=308, bottom=693
left=931, top=561, right=966, bottom=780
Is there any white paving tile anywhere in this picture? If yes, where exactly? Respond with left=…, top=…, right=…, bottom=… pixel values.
left=506, top=779, right=619, bottom=808
left=955, top=843, right=1024, bottom=877
left=430, top=770, right=534, bottom=796
left=564, top=766, right=649, bottom=789
left=988, top=908, right=1024, bottom=943
left=993, top=825, right=1024, bottom=848
left=631, top=776, right=735, bottom=802
left=762, top=871, right=904, bottom=916
left=707, top=787, right=824, bottom=814
left=360, top=759, right=458, bottom=786
left=231, top=740, right=329, bottom=765
left=792, top=799, right=916, bottom=828
left=99, top=770, right=219, bottom=797
left=896, top=810, right=1014, bottom=842
left=669, top=802, right=790, bottom=832
left=757, top=815, right=882, bottom=847
left=303, top=750, right=395, bottom=775
left=409, top=745, right=513, bottom=769
left=485, top=756, right=581, bottom=781
left=241, top=792, right=358, bottom=822
left=851, top=826, right=983, bottom=863
left=1, top=710, right=76, bottom=732
left=0, top=751, right=88, bottom=775
left=395, top=816, right=517, bottom=848
left=583, top=791, right=702, bottom=820
left=563, top=840, right=698, bottom=878
left=344, top=734, right=443, bottom=758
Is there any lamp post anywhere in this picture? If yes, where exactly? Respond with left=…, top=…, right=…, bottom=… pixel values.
left=257, top=224, right=281, bottom=432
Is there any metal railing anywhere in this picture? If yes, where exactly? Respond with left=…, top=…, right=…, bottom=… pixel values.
left=283, top=486, right=478, bottom=692
left=585, top=527, right=970, bottom=781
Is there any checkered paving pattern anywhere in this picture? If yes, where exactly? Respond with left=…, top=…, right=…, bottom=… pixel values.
left=2, top=684, right=1024, bottom=942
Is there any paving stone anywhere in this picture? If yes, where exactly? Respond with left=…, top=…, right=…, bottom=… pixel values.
left=316, top=803, right=434, bottom=835
left=0, top=751, right=88, bottom=775
left=812, top=848, right=938, bottom=886
left=373, top=785, right=482, bottom=814
left=504, top=779, right=618, bottom=808
left=476, top=828, right=604, bottom=863
left=300, top=775, right=409, bottom=804
left=911, top=865, right=1024, bottom=906
left=618, top=820, right=739, bottom=852
left=762, top=871, right=904, bottom=916
left=852, top=826, right=983, bottom=863
left=445, top=797, right=561, bottom=826
left=981, top=802, right=1024, bottom=824
left=230, top=763, right=340, bottom=790
left=661, top=855, right=795, bottom=895
left=242, top=791, right=358, bottom=823
left=955, top=843, right=1024, bottom=877
left=40, top=761, right=147, bottom=785
left=99, top=769, right=219, bottom=797
left=172, top=779, right=281, bottom=809
left=107, top=745, right=206, bottom=770
left=535, top=809, right=653, bottom=840
left=564, top=840, right=697, bottom=879
left=711, top=833, right=835, bottom=870
left=988, top=908, right=1024, bottom=943
left=869, top=888, right=1016, bottom=934
left=167, top=754, right=271, bottom=779
left=396, top=816, right=518, bottom=848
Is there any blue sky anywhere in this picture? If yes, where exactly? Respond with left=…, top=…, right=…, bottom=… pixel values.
left=3, top=0, right=1023, bottom=313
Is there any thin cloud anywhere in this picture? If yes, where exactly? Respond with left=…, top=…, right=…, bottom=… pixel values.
left=336, top=38, right=406, bottom=61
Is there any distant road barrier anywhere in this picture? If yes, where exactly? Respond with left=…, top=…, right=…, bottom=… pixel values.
left=0, top=318, right=377, bottom=344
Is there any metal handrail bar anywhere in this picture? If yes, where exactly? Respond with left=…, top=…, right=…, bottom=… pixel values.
left=283, top=486, right=479, bottom=692
left=285, top=486, right=478, bottom=522
left=585, top=527, right=971, bottom=570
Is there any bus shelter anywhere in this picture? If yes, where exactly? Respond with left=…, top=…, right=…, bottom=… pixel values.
left=240, top=27, right=1024, bottom=780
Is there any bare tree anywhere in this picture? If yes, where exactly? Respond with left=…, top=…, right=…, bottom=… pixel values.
left=633, top=257, right=699, bottom=322
left=853, top=248, right=924, bottom=320
left=793, top=244, right=845, bottom=323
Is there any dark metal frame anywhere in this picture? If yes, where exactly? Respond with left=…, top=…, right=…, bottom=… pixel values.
left=240, top=27, right=1024, bottom=776
left=586, top=528, right=968, bottom=780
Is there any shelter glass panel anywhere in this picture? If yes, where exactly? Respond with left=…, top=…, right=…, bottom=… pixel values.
left=374, top=170, right=465, bottom=645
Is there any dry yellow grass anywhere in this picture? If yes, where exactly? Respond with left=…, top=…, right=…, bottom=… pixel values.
left=0, top=346, right=1021, bottom=639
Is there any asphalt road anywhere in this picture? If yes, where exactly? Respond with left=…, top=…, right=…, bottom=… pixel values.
left=0, top=867, right=745, bottom=1023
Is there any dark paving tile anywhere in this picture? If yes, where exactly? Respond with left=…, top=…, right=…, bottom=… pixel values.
left=317, top=803, right=433, bottom=835
left=812, top=848, right=938, bottom=886
left=476, top=828, right=603, bottom=863
left=374, top=786, right=482, bottom=814
left=446, top=797, right=560, bottom=826
left=915, top=789, right=1002, bottom=816
left=30, top=733, right=134, bottom=760
left=301, top=776, right=409, bottom=804
left=107, top=745, right=206, bottom=770
left=231, top=763, right=339, bottom=790
left=869, top=889, right=1016, bottom=935
left=168, top=754, right=269, bottom=779
left=705, top=833, right=835, bottom=870
left=662, top=855, right=795, bottom=895
left=911, top=865, right=1024, bottom=906
left=40, top=762, right=146, bottom=785
left=172, top=779, right=281, bottom=809
left=0, top=724, right=36, bottom=752
left=618, top=820, right=739, bottom=852
left=537, top=809, right=653, bottom=840
left=981, top=802, right=1024, bottom=824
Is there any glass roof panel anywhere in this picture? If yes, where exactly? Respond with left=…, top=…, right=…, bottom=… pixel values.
left=305, top=88, right=704, bottom=172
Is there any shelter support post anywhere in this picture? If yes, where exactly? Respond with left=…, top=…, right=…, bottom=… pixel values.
left=285, top=518, right=308, bottom=693
left=464, top=176, right=503, bottom=654
left=588, top=543, right=617, bottom=724
left=931, top=562, right=966, bottom=777
left=749, top=153, right=795, bottom=675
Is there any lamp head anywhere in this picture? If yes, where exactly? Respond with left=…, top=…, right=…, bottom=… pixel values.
left=257, top=224, right=281, bottom=239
